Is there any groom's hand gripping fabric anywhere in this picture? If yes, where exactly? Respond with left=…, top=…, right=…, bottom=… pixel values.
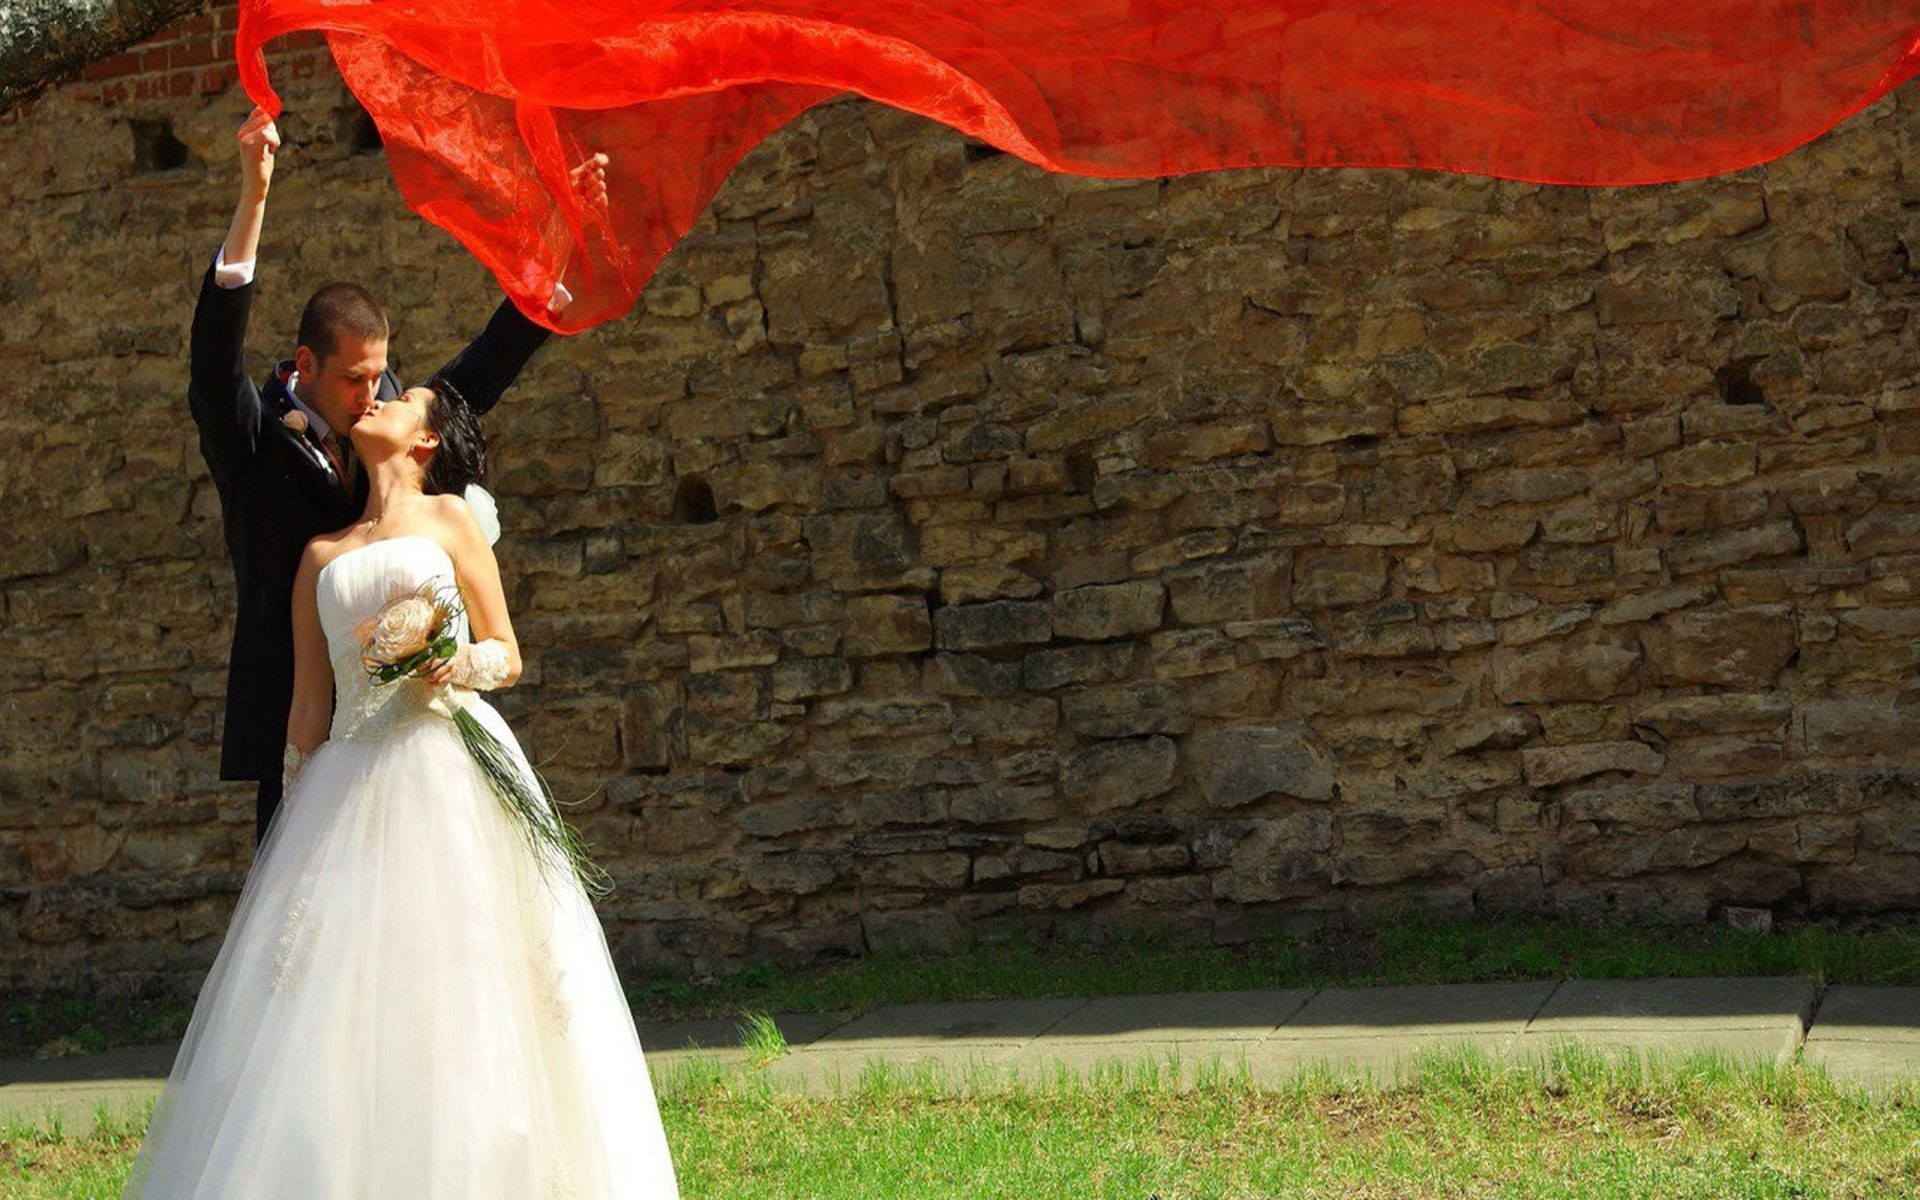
left=430, top=138, right=591, bottom=415
left=421, top=154, right=607, bottom=413
left=543, top=151, right=611, bottom=318
left=570, top=152, right=610, bottom=216
left=189, top=107, right=283, bottom=492
left=237, top=106, right=279, bottom=201
left=221, top=106, right=280, bottom=275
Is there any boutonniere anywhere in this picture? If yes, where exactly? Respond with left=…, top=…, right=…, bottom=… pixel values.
left=278, top=408, right=331, bottom=472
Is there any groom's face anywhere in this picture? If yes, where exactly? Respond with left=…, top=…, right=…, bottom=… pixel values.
left=297, top=336, right=389, bottom=433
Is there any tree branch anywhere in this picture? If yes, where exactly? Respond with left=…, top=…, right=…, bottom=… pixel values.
left=1, top=0, right=214, bottom=114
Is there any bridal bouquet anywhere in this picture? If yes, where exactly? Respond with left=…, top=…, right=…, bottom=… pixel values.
left=359, top=581, right=613, bottom=898
left=357, top=580, right=463, bottom=684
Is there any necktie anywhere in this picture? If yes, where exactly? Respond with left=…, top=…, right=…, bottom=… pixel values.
left=321, top=430, right=357, bottom=496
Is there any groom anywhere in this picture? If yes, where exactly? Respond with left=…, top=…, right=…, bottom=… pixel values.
left=190, top=107, right=603, bottom=845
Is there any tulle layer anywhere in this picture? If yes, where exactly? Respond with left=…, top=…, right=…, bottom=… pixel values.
left=122, top=704, right=679, bottom=1199
left=231, top=0, right=1920, bottom=331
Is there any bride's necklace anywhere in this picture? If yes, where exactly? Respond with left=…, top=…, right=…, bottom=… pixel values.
left=362, top=497, right=411, bottom=532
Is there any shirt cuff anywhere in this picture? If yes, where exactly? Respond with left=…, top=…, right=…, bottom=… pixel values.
left=213, top=247, right=256, bottom=289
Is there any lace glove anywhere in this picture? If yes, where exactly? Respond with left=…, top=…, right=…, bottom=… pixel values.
left=282, top=743, right=311, bottom=795
left=447, top=639, right=512, bottom=691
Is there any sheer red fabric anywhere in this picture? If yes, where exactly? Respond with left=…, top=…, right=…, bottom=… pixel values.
left=234, top=2, right=1920, bottom=332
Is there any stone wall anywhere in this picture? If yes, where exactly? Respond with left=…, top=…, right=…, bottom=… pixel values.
left=3, top=11, right=1920, bottom=997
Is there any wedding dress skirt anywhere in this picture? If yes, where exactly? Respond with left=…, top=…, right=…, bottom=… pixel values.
left=123, top=535, right=679, bottom=1199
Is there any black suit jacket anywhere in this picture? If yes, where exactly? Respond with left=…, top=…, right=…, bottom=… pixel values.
left=188, top=264, right=549, bottom=781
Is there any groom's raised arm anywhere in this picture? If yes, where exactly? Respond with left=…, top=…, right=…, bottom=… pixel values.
left=430, top=300, right=553, bottom=419
left=188, top=108, right=280, bottom=488
left=188, top=259, right=260, bottom=488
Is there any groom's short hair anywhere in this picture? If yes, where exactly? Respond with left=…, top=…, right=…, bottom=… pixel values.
left=297, top=283, right=389, bottom=361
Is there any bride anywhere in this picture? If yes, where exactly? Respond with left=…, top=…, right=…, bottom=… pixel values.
left=122, top=377, right=680, bottom=1198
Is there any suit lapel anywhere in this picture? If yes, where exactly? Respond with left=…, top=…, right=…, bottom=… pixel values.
left=264, top=365, right=356, bottom=519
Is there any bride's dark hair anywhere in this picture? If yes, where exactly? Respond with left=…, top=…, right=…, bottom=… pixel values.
left=419, top=374, right=487, bottom=496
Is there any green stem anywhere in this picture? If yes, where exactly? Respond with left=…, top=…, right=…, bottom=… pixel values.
left=453, top=707, right=615, bottom=900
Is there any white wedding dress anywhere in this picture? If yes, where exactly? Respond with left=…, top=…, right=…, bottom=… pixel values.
left=123, top=534, right=680, bottom=1199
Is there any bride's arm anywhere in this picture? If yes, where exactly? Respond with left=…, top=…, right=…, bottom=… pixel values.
left=436, top=495, right=524, bottom=689
left=286, top=544, right=334, bottom=754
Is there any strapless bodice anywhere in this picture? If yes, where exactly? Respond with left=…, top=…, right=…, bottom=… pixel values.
left=316, top=535, right=471, bottom=742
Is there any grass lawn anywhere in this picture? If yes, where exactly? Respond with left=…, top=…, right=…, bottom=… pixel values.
left=10, top=914, right=1920, bottom=1058
left=7, top=1049, right=1918, bottom=1198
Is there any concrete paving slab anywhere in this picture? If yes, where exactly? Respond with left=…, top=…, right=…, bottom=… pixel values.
left=1803, top=1041, right=1920, bottom=1096
left=9, top=976, right=1904, bottom=1117
left=1528, top=977, right=1815, bottom=1033
left=646, top=1044, right=752, bottom=1068
left=816, top=997, right=1086, bottom=1048
left=1802, top=987, right=1920, bottom=1095
left=0, top=1043, right=174, bottom=1134
left=1278, top=981, right=1555, bottom=1039
left=637, top=1011, right=843, bottom=1052
left=1512, top=1027, right=1800, bottom=1069
left=1806, top=987, right=1920, bottom=1044
left=1005, top=1039, right=1263, bottom=1088
left=0, top=1042, right=176, bottom=1087
left=761, top=1044, right=1024, bottom=1096
left=0, top=1043, right=735, bottom=1135
left=1243, top=1034, right=1516, bottom=1088
left=1038, top=988, right=1314, bottom=1043
left=637, top=1017, right=739, bottom=1052
left=1520, top=978, right=1812, bottom=1068
left=0, top=1079, right=162, bottom=1136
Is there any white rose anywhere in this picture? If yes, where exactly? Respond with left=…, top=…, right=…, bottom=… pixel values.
left=367, top=595, right=437, bottom=663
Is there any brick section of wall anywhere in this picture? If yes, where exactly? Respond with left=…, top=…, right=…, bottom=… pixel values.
left=1, top=29, right=1918, bottom=1000
left=67, top=4, right=327, bottom=107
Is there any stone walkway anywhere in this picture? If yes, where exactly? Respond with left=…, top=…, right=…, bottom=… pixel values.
left=5, top=978, right=1916, bottom=1133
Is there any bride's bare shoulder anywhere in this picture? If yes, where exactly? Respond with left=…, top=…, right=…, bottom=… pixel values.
left=422, top=492, right=486, bottom=546
left=301, top=528, right=361, bottom=573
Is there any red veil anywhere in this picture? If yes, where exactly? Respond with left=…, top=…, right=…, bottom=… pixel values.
left=234, top=1, right=1920, bottom=332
